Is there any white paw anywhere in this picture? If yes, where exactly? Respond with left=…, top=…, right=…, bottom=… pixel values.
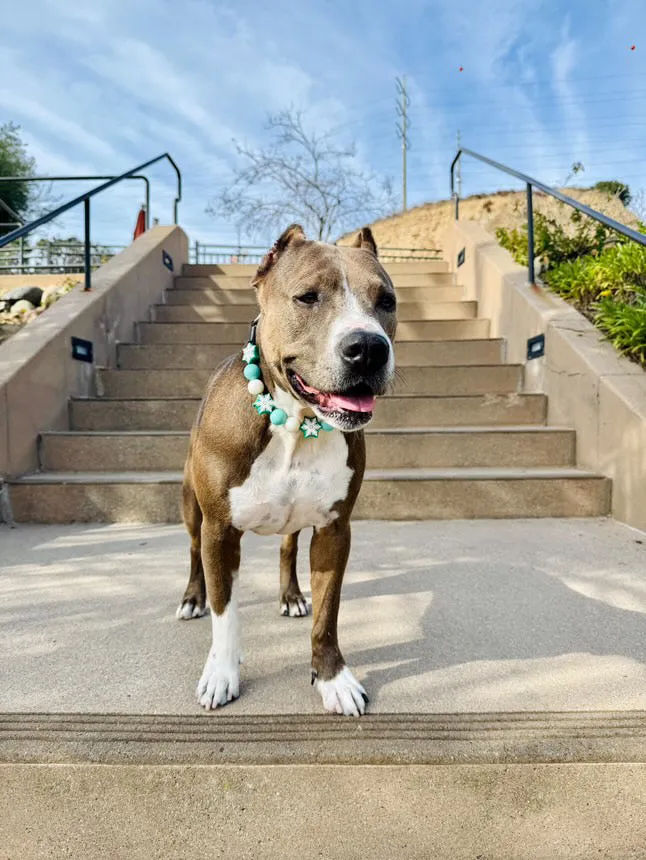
left=314, top=666, right=368, bottom=716
left=280, top=597, right=309, bottom=617
left=176, top=600, right=208, bottom=620
left=196, top=651, right=240, bottom=709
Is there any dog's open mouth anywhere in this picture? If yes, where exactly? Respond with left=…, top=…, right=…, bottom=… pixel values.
left=288, top=370, right=376, bottom=416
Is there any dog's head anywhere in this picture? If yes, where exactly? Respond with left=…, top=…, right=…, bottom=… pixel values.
left=252, top=224, right=397, bottom=431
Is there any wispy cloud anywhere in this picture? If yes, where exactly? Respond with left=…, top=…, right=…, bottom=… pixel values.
left=1, top=0, right=645, bottom=245
left=550, top=23, right=589, bottom=184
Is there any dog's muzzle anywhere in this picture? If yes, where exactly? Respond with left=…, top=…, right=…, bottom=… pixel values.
left=338, top=330, right=391, bottom=377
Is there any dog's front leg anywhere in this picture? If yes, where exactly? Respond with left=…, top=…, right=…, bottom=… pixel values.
left=310, top=519, right=368, bottom=716
left=196, top=519, right=243, bottom=710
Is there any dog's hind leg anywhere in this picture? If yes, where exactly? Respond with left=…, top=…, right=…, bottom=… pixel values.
left=279, top=531, right=308, bottom=617
left=176, top=469, right=208, bottom=620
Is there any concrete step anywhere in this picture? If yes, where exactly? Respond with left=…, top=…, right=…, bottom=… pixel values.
left=5, top=710, right=646, bottom=765
left=97, top=364, right=523, bottom=398
left=137, top=318, right=491, bottom=344
left=70, top=393, right=547, bottom=432
left=181, top=260, right=450, bottom=277
left=173, top=272, right=457, bottom=290
left=8, top=467, right=610, bottom=522
left=2, top=518, right=644, bottom=859
left=163, top=285, right=466, bottom=304
left=117, top=339, right=504, bottom=370
left=2, top=731, right=644, bottom=860
left=40, top=427, right=575, bottom=472
left=152, top=301, right=478, bottom=323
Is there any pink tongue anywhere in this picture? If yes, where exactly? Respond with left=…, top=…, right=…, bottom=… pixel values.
left=319, top=392, right=376, bottom=413
left=298, top=376, right=375, bottom=413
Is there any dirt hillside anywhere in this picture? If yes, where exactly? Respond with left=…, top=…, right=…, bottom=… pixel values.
left=339, top=188, right=640, bottom=252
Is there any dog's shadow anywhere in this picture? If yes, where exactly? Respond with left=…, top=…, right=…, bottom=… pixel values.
left=337, top=542, right=646, bottom=708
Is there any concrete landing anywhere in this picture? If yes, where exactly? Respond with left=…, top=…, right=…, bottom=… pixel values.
left=1, top=518, right=646, bottom=716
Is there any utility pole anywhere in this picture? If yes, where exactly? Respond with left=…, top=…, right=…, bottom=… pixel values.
left=456, top=129, right=462, bottom=198
left=395, top=75, right=411, bottom=211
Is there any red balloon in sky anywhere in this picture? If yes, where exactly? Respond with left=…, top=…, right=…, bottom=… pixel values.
left=459, top=66, right=464, bottom=71
left=631, top=44, right=636, bottom=50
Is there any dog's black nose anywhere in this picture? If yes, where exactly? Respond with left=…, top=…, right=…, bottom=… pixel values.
left=339, top=330, right=390, bottom=375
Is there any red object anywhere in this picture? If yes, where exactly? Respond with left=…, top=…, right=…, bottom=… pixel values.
left=459, top=66, right=464, bottom=71
left=631, top=44, right=636, bottom=50
left=133, top=206, right=146, bottom=240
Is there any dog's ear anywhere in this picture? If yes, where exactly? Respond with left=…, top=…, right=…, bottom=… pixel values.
left=352, top=226, right=378, bottom=257
left=251, top=224, right=306, bottom=287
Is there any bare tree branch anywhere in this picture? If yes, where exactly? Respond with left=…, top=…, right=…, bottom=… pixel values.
left=207, top=107, right=395, bottom=242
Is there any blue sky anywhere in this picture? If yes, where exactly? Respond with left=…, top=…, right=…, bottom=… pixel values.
left=1, top=0, right=645, bottom=249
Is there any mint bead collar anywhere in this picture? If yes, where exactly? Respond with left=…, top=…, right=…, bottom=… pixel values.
left=243, top=317, right=333, bottom=439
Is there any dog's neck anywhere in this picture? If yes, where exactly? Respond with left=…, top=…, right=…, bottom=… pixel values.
left=253, top=318, right=312, bottom=413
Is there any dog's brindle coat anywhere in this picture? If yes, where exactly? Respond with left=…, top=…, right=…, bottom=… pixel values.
left=177, top=224, right=397, bottom=716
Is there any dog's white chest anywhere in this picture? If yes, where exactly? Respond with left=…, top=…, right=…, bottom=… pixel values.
left=229, top=428, right=353, bottom=536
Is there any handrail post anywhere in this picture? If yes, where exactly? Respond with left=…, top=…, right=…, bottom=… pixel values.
left=195, top=239, right=199, bottom=264
left=144, top=178, right=151, bottom=229
left=450, top=150, right=461, bottom=220
left=83, top=198, right=91, bottom=292
left=526, top=182, right=535, bottom=286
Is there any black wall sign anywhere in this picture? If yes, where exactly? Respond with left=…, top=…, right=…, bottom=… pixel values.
left=527, top=333, right=545, bottom=360
left=71, top=337, right=93, bottom=363
left=163, top=250, right=174, bottom=272
left=457, top=247, right=466, bottom=267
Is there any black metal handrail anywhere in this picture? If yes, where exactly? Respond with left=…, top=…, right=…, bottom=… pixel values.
left=0, top=153, right=181, bottom=291
left=0, top=174, right=151, bottom=228
left=190, top=242, right=443, bottom=265
left=450, top=147, right=646, bottom=285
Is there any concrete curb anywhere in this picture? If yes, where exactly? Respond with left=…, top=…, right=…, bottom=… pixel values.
left=4, top=711, right=646, bottom=765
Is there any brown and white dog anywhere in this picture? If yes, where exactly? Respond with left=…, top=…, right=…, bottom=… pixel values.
left=176, top=224, right=397, bottom=716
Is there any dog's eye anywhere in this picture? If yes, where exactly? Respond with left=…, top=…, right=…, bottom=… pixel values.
left=295, top=291, right=319, bottom=306
left=377, top=293, right=396, bottom=312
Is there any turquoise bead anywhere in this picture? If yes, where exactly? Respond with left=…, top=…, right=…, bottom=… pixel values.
left=320, top=422, right=334, bottom=431
left=270, top=408, right=287, bottom=426
left=243, top=363, right=261, bottom=381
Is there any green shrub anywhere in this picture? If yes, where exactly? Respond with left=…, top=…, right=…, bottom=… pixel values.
left=496, top=206, right=646, bottom=367
left=594, top=181, right=631, bottom=206
left=496, top=210, right=614, bottom=270
left=544, top=257, right=601, bottom=311
left=592, top=242, right=646, bottom=294
left=495, top=225, right=529, bottom=265
left=593, top=297, right=646, bottom=365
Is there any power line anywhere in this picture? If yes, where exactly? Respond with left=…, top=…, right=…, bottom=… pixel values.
left=324, top=90, right=646, bottom=134
left=318, top=68, right=646, bottom=105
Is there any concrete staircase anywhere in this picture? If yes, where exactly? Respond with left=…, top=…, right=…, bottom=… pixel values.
left=7, top=259, right=611, bottom=522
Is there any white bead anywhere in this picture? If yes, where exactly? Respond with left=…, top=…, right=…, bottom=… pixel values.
left=247, top=379, right=264, bottom=395
left=285, top=416, right=301, bottom=433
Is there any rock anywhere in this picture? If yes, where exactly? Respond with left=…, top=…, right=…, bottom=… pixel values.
left=41, top=285, right=63, bottom=309
left=0, top=286, right=44, bottom=308
left=10, top=300, right=36, bottom=315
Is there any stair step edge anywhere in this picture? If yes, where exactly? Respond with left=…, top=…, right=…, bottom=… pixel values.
left=12, top=467, right=606, bottom=484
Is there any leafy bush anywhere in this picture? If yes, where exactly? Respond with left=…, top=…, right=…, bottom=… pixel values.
left=496, top=210, right=614, bottom=270
left=544, top=257, right=601, bottom=311
left=593, top=297, right=646, bottom=365
left=594, top=181, right=631, bottom=206
left=496, top=208, right=646, bottom=367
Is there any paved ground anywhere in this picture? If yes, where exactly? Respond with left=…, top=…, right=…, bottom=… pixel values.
left=1, top=518, right=646, bottom=715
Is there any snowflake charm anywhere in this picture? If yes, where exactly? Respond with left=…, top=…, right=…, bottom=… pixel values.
left=242, top=342, right=259, bottom=364
left=253, top=393, right=275, bottom=415
left=300, top=417, right=322, bottom=438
